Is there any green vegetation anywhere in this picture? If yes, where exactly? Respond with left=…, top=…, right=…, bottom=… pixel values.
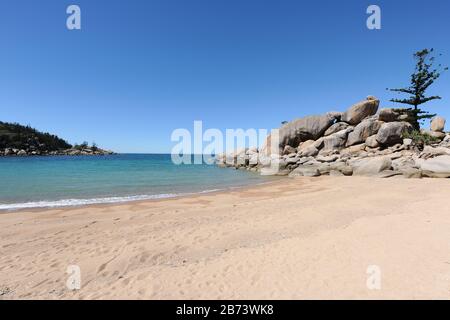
left=73, top=141, right=99, bottom=151
left=0, top=121, right=72, bottom=152
left=388, top=48, right=448, bottom=130
left=403, top=129, right=441, bottom=147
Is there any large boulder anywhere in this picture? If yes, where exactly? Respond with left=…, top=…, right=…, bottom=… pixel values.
left=299, top=145, right=319, bottom=157
left=353, top=156, right=392, bottom=176
left=430, top=116, right=446, bottom=132
left=322, top=128, right=353, bottom=152
left=340, top=143, right=366, bottom=157
left=420, top=146, right=450, bottom=159
left=378, top=108, right=399, bottom=122
left=288, top=165, right=321, bottom=177
left=376, top=122, right=412, bottom=146
left=346, top=119, right=383, bottom=147
left=278, top=114, right=335, bottom=150
left=329, top=162, right=354, bottom=176
left=341, top=96, right=380, bottom=125
left=365, top=135, right=380, bottom=148
left=323, top=122, right=351, bottom=136
left=298, top=140, right=315, bottom=152
left=420, top=155, right=450, bottom=178
left=316, top=154, right=340, bottom=162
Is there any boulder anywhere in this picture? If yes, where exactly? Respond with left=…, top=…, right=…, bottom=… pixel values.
left=403, top=138, right=413, bottom=147
left=365, top=135, right=379, bottom=148
left=278, top=114, right=335, bottom=150
left=400, top=167, right=422, bottom=179
left=391, top=154, right=416, bottom=171
left=340, top=143, right=366, bottom=157
left=420, top=146, right=450, bottom=159
left=376, top=122, right=412, bottom=146
left=346, top=119, right=383, bottom=146
left=283, top=145, right=297, bottom=155
left=299, top=145, right=319, bottom=157
left=378, top=108, right=399, bottom=122
left=430, top=116, right=446, bottom=132
left=285, top=156, right=300, bottom=164
left=353, top=156, right=392, bottom=176
left=341, top=96, right=380, bottom=125
left=298, top=140, right=315, bottom=152
left=312, top=137, right=325, bottom=150
left=323, top=122, right=350, bottom=136
left=329, top=170, right=345, bottom=177
left=420, top=155, right=450, bottom=178
left=322, top=128, right=352, bottom=151
left=17, top=149, right=27, bottom=156
left=316, top=155, right=339, bottom=162
left=316, top=163, right=335, bottom=175
left=333, top=164, right=353, bottom=176
left=288, top=165, right=321, bottom=177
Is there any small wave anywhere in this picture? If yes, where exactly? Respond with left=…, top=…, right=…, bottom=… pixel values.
left=0, top=193, right=183, bottom=211
left=0, top=182, right=278, bottom=211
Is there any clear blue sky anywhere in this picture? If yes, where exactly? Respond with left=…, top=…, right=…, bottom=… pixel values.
left=1, top=0, right=449, bottom=153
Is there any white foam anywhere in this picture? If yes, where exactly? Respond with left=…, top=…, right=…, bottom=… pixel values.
left=0, top=193, right=182, bottom=211
left=0, top=188, right=229, bottom=211
left=0, top=179, right=283, bottom=212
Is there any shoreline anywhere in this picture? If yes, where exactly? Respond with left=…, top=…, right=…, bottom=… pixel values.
left=1, top=176, right=450, bottom=299
left=0, top=178, right=282, bottom=214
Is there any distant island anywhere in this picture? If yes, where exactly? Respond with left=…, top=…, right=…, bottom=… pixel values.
left=0, top=121, right=113, bottom=156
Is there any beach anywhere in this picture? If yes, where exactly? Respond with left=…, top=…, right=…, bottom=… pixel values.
left=1, top=176, right=449, bottom=300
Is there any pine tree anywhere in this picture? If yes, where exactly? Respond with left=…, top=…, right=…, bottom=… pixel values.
left=388, top=48, right=448, bottom=130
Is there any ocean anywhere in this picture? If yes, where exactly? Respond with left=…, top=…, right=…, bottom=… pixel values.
left=0, top=154, right=276, bottom=210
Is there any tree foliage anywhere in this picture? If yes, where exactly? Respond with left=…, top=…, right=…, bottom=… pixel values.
left=0, top=121, right=72, bottom=151
left=388, top=48, right=448, bottom=130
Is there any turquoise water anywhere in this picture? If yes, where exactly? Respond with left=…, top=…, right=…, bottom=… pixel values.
left=0, top=154, right=275, bottom=210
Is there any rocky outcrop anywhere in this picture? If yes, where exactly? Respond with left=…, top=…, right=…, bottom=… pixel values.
left=278, top=114, right=335, bottom=151
left=341, top=96, right=379, bottom=125
left=324, top=122, right=350, bottom=136
left=420, top=156, right=450, bottom=178
left=346, top=118, right=382, bottom=147
left=216, top=96, right=450, bottom=179
left=352, top=156, right=392, bottom=176
left=377, top=108, right=411, bottom=122
left=322, top=128, right=352, bottom=152
left=0, top=121, right=114, bottom=157
left=1, top=147, right=114, bottom=157
left=376, top=122, right=412, bottom=146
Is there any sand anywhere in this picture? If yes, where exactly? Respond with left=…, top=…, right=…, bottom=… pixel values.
left=0, top=176, right=450, bottom=300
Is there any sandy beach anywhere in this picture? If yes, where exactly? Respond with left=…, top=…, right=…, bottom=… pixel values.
left=1, top=176, right=449, bottom=300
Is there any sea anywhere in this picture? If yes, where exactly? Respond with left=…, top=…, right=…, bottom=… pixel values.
left=0, top=154, right=277, bottom=210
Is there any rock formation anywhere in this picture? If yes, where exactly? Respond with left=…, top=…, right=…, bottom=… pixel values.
left=216, top=96, right=450, bottom=179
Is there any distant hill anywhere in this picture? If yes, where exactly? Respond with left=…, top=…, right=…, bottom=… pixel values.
left=0, top=121, right=113, bottom=156
left=0, top=121, right=72, bottom=151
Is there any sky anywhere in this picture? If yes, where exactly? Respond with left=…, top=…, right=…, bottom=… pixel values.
left=1, top=0, right=449, bottom=153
